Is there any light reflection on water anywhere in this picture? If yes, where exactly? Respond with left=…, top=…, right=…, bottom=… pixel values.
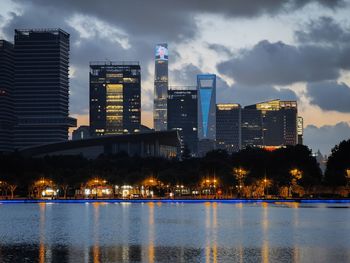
left=0, top=202, right=349, bottom=262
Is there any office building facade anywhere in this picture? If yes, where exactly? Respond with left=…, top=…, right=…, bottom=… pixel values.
left=14, top=29, right=76, bottom=149
left=90, top=61, right=141, bottom=137
left=245, top=100, right=298, bottom=146
left=216, top=104, right=241, bottom=153
left=0, top=40, right=15, bottom=152
left=154, top=43, right=168, bottom=131
left=167, top=89, right=198, bottom=155
left=197, top=74, right=216, bottom=156
left=241, top=108, right=263, bottom=148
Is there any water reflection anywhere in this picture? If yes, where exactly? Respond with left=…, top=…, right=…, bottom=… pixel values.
left=261, top=202, right=269, bottom=263
left=0, top=202, right=349, bottom=263
left=1, top=244, right=349, bottom=263
left=147, top=202, right=155, bottom=263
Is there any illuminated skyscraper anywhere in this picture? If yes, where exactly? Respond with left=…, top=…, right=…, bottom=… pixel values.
left=197, top=74, right=216, bottom=156
left=14, top=29, right=76, bottom=149
left=154, top=43, right=168, bottom=131
left=90, top=61, right=141, bottom=136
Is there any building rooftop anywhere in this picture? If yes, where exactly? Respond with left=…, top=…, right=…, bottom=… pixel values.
left=15, top=28, right=69, bottom=36
left=90, top=61, right=140, bottom=66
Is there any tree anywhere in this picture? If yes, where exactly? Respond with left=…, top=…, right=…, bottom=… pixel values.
left=325, top=139, right=350, bottom=186
left=8, top=184, right=17, bottom=199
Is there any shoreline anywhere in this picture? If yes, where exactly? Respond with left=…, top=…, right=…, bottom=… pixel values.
left=1, top=198, right=350, bottom=204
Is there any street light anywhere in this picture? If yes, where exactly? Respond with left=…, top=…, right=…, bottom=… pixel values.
left=346, top=169, right=350, bottom=187
left=233, top=167, right=248, bottom=197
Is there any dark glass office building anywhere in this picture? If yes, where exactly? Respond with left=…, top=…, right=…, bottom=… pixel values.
left=167, top=89, right=198, bottom=155
left=245, top=100, right=298, bottom=146
left=154, top=43, right=168, bottom=131
left=241, top=108, right=263, bottom=148
left=216, top=104, right=241, bottom=153
left=0, top=40, right=15, bottom=152
left=14, top=29, right=76, bottom=149
left=90, top=61, right=141, bottom=137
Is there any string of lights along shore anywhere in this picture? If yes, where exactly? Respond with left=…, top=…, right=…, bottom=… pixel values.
left=0, top=28, right=303, bottom=158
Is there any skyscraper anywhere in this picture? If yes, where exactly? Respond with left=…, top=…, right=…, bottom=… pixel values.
left=241, top=108, right=263, bottom=148
left=216, top=104, right=241, bottom=153
left=0, top=40, right=15, bottom=152
left=14, top=29, right=76, bottom=149
left=197, top=74, right=216, bottom=156
left=245, top=99, right=298, bottom=146
left=90, top=61, right=141, bottom=136
left=154, top=43, right=168, bottom=131
left=168, top=88, right=198, bottom=155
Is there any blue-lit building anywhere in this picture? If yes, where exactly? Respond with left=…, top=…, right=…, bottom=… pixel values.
left=197, top=74, right=216, bottom=156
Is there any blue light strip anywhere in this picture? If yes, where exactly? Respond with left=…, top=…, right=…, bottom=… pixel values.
left=0, top=199, right=349, bottom=204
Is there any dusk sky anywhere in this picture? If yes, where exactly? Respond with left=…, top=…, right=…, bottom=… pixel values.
left=1, top=0, right=349, bottom=155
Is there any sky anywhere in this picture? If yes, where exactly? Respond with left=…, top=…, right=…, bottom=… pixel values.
left=0, top=0, right=349, bottom=155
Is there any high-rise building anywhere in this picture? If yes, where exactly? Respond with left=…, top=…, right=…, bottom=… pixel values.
left=154, top=43, right=168, bottom=131
left=0, top=40, right=15, bottom=152
left=297, top=116, right=303, bottom=145
left=241, top=108, right=263, bottom=148
left=245, top=99, right=298, bottom=146
left=14, top=29, right=76, bottom=149
left=216, top=104, right=241, bottom=153
left=197, top=74, right=216, bottom=156
left=167, top=88, right=198, bottom=155
left=90, top=61, right=141, bottom=136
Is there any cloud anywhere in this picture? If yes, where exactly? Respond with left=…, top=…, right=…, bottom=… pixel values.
left=217, top=15, right=350, bottom=87
left=170, top=63, right=297, bottom=106
left=1, top=0, right=347, bottom=121
left=304, top=122, right=350, bottom=155
left=306, top=81, right=350, bottom=113
left=217, top=40, right=342, bottom=86
left=295, top=16, right=350, bottom=45
left=206, top=43, right=233, bottom=57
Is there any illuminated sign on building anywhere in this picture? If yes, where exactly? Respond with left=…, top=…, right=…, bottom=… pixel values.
left=155, top=44, right=168, bottom=61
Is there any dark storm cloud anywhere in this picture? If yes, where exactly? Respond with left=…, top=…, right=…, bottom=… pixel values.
left=10, top=0, right=344, bottom=42
left=304, top=122, right=350, bottom=154
left=170, top=63, right=297, bottom=106
left=2, top=3, right=157, bottom=115
left=295, top=16, right=350, bottom=44
left=206, top=43, right=233, bottom=57
left=217, top=15, right=350, bottom=87
left=217, top=40, right=340, bottom=86
left=2, top=0, right=346, bottom=116
left=306, top=81, right=350, bottom=113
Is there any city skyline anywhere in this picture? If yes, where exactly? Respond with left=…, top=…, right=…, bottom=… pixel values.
left=0, top=0, right=350, bottom=154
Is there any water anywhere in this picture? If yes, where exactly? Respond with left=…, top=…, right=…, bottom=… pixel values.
left=0, top=201, right=349, bottom=262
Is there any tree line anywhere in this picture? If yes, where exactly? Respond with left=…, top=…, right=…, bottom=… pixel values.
left=0, top=139, right=349, bottom=198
